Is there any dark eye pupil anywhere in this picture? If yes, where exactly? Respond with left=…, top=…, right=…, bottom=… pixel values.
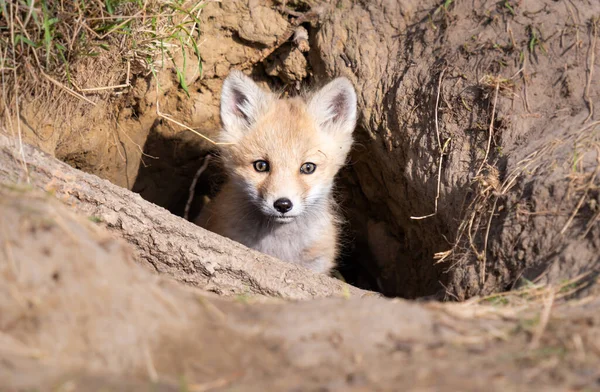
left=254, top=160, right=269, bottom=172
left=301, top=162, right=316, bottom=174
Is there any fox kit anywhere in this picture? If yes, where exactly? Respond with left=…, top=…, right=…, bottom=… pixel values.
left=196, top=71, right=357, bottom=274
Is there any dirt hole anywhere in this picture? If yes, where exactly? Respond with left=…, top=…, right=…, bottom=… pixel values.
left=5, top=0, right=598, bottom=302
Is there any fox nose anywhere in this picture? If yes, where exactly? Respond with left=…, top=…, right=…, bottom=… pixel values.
left=273, top=198, right=293, bottom=213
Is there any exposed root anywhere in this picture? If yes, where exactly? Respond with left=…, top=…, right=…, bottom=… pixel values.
left=411, top=68, right=450, bottom=220
left=434, top=68, right=446, bottom=151
left=411, top=138, right=451, bottom=220
left=480, top=196, right=498, bottom=286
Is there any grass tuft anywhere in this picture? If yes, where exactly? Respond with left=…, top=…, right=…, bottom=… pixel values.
left=1, top=0, right=208, bottom=128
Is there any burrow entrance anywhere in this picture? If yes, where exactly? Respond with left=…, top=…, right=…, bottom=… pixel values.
left=131, top=83, right=428, bottom=298
left=129, top=62, right=465, bottom=300
left=133, top=146, right=439, bottom=298
left=130, top=0, right=600, bottom=301
left=127, top=2, right=452, bottom=300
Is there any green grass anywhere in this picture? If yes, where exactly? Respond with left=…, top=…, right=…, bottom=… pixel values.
left=503, top=0, right=516, bottom=16
left=235, top=293, right=251, bottom=304
left=1, top=0, right=206, bottom=103
left=88, top=215, right=103, bottom=223
left=527, top=25, right=546, bottom=55
left=482, top=295, right=510, bottom=306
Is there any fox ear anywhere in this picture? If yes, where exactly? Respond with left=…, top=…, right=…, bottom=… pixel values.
left=308, top=77, right=357, bottom=136
left=220, top=70, right=271, bottom=142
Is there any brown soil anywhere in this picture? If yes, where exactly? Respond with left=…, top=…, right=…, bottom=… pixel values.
left=7, top=0, right=598, bottom=300
left=2, top=185, right=600, bottom=391
left=311, top=0, right=600, bottom=298
left=2, top=0, right=600, bottom=388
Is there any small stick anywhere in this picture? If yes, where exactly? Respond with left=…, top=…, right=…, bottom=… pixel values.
left=184, top=154, right=212, bottom=221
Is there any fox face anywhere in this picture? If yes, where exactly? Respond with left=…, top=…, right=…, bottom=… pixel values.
left=218, top=71, right=357, bottom=224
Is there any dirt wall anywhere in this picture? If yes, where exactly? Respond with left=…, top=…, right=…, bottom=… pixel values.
left=310, top=0, right=600, bottom=298
left=4, top=0, right=600, bottom=299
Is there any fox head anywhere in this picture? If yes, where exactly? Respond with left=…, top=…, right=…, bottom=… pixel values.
left=218, top=70, right=357, bottom=223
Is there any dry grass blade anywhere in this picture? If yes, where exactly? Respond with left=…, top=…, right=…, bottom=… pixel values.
left=411, top=67, right=450, bottom=220
left=156, top=101, right=231, bottom=146
left=528, top=289, right=555, bottom=349
left=476, top=77, right=501, bottom=177
left=41, top=72, right=96, bottom=106
left=584, top=17, right=598, bottom=123
left=77, top=61, right=131, bottom=92
left=560, top=162, right=599, bottom=235
left=434, top=249, right=452, bottom=263
left=470, top=271, right=596, bottom=308
left=5, top=1, right=30, bottom=183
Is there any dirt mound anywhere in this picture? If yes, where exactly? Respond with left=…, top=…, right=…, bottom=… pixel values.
left=2, top=185, right=600, bottom=391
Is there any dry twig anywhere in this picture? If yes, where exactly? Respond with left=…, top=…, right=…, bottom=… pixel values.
left=184, top=154, right=213, bottom=221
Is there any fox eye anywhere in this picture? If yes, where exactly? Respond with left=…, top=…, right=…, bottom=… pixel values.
left=300, top=162, right=317, bottom=174
left=253, top=160, right=270, bottom=172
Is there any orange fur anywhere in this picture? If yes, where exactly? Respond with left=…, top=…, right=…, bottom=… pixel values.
left=196, top=71, right=357, bottom=274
